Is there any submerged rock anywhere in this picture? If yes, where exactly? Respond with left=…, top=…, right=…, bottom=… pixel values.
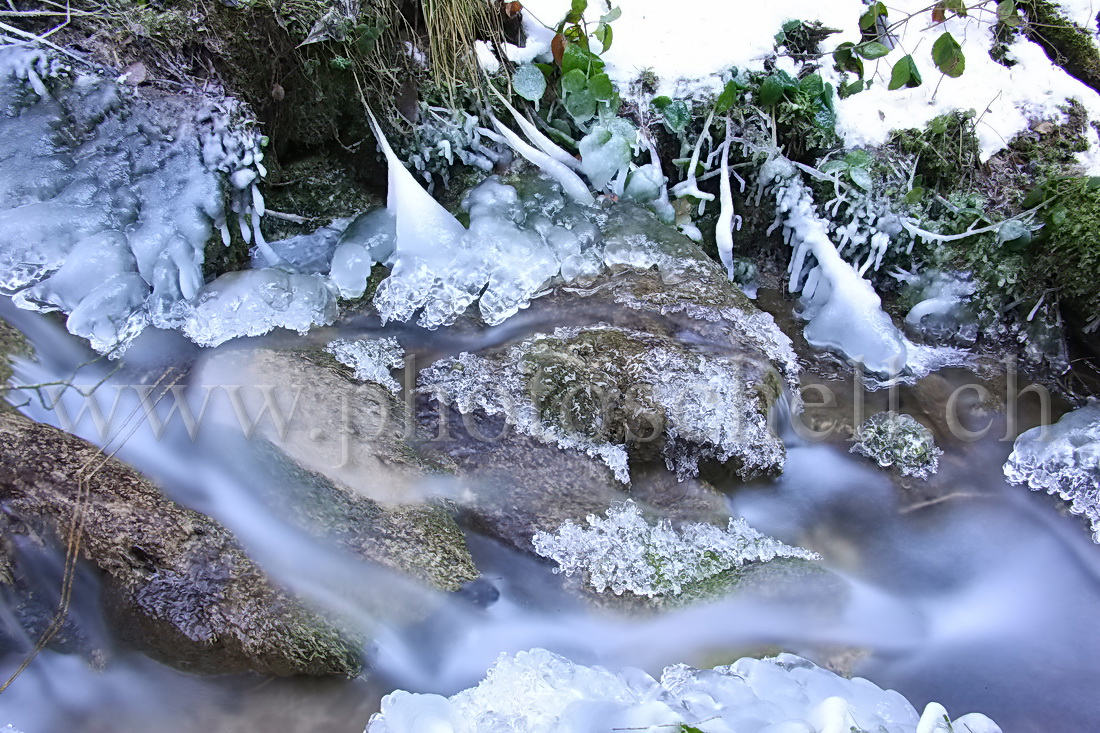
left=851, top=411, right=942, bottom=479
left=194, top=344, right=479, bottom=593
left=0, top=411, right=361, bottom=676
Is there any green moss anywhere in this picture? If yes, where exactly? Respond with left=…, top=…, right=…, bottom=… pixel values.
left=0, top=318, right=29, bottom=412
left=1006, top=101, right=1092, bottom=178
left=1033, top=177, right=1100, bottom=314
left=891, top=111, right=981, bottom=192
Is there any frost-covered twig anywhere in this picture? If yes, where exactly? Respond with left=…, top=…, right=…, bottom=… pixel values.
left=715, top=121, right=736, bottom=280
left=488, top=112, right=594, bottom=204
left=670, top=109, right=715, bottom=208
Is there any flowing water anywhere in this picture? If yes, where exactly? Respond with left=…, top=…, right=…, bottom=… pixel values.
left=1, top=293, right=1097, bottom=733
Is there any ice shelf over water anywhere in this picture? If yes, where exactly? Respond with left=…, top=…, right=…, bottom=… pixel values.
left=1005, top=403, right=1100, bottom=542
left=366, top=648, right=1001, bottom=733
left=532, top=500, right=819, bottom=597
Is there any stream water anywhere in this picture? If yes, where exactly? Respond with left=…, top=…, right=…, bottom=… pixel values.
left=1, top=290, right=1097, bottom=733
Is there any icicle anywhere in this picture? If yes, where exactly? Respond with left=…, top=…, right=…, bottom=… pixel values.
left=489, top=83, right=584, bottom=172
left=489, top=113, right=594, bottom=204
left=365, top=105, right=467, bottom=260
left=715, top=124, right=735, bottom=280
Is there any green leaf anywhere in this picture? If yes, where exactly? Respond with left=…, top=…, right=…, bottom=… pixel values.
left=849, top=166, right=873, bottom=191
left=834, top=42, right=866, bottom=77
left=845, top=149, right=873, bottom=168
left=513, top=64, right=547, bottom=102
left=561, top=41, right=604, bottom=76
left=600, top=6, right=621, bottom=23
left=1022, top=184, right=1048, bottom=208
left=651, top=95, right=673, bottom=111
left=839, top=78, right=867, bottom=97
left=564, top=88, right=596, bottom=122
left=943, top=0, right=968, bottom=16
left=859, top=1, right=888, bottom=30
left=903, top=186, right=925, bottom=205
left=931, top=31, right=965, bottom=77
left=1049, top=204, right=1069, bottom=226
left=997, top=0, right=1020, bottom=26
left=661, top=99, right=691, bottom=132
left=593, top=23, right=613, bottom=53
left=888, top=55, right=922, bottom=90
left=820, top=159, right=849, bottom=175
left=560, top=68, right=587, bottom=95
left=929, top=115, right=949, bottom=134
left=588, top=72, right=615, bottom=101
left=799, top=73, right=824, bottom=97
left=715, top=79, right=743, bottom=113
left=566, top=0, right=588, bottom=23
left=759, top=71, right=798, bottom=107
left=997, top=218, right=1031, bottom=248
left=856, top=41, right=891, bottom=60
left=1086, top=176, right=1100, bottom=190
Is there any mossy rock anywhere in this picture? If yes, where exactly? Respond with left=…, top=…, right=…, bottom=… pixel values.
left=0, top=316, right=28, bottom=386
left=1020, top=1, right=1100, bottom=96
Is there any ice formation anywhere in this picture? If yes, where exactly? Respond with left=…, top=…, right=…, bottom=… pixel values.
left=532, top=500, right=819, bottom=597
left=366, top=648, right=1001, bottom=733
left=418, top=324, right=785, bottom=483
left=1005, top=404, right=1100, bottom=542
left=325, top=337, right=405, bottom=394
left=0, top=46, right=269, bottom=353
left=761, top=156, right=908, bottom=375
left=851, top=412, right=942, bottom=480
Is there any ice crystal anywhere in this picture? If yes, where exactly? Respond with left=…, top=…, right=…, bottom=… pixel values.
left=531, top=501, right=819, bottom=597
left=1005, top=404, right=1100, bottom=543
left=325, top=337, right=405, bottom=394
left=366, top=648, right=1001, bottom=733
left=851, top=411, right=942, bottom=479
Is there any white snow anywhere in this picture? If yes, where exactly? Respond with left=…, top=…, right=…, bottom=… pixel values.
left=519, top=1, right=1100, bottom=168
left=366, top=648, right=1001, bottom=733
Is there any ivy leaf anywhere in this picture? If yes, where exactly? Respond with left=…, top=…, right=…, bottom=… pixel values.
left=561, top=41, right=604, bottom=75
left=660, top=100, right=691, bottom=132
left=849, top=166, right=873, bottom=191
left=799, top=73, right=824, bottom=97
left=857, top=41, right=891, bottom=60
left=932, top=31, right=965, bottom=78
left=513, top=64, right=547, bottom=103
left=564, top=88, right=597, bottom=122
left=997, top=0, right=1021, bottom=26
left=561, top=68, right=587, bottom=95
left=588, top=72, right=615, bottom=101
left=888, top=55, right=922, bottom=90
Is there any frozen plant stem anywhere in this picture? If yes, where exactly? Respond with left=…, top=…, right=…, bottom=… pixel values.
left=716, top=121, right=736, bottom=280
left=488, top=112, right=594, bottom=204
left=671, top=109, right=715, bottom=211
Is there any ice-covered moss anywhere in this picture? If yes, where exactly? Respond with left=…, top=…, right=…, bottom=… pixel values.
left=532, top=500, right=819, bottom=598
left=1031, top=176, right=1100, bottom=318
left=851, top=412, right=942, bottom=479
left=891, top=111, right=982, bottom=193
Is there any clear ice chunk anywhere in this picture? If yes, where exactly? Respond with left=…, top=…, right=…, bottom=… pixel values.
left=325, top=337, right=405, bottom=394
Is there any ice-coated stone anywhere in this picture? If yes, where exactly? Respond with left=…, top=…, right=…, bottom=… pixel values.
left=365, top=648, right=1001, bottom=733
left=851, top=411, right=942, bottom=479
left=0, top=46, right=267, bottom=354
left=419, top=323, right=785, bottom=483
left=1005, top=404, right=1100, bottom=542
left=532, top=500, right=819, bottom=597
